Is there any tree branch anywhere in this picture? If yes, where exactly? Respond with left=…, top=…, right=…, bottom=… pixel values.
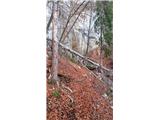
left=59, top=1, right=85, bottom=42
left=61, top=1, right=90, bottom=42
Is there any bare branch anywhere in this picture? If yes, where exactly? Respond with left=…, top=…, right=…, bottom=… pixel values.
left=61, top=1, right=90, bottom=42
left=59, top=1, right=86, bottom=42
left=47, top=38, right=112, bottom=74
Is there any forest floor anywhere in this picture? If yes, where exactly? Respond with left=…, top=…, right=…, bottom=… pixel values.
left=47, top=54, right=113, bottom=120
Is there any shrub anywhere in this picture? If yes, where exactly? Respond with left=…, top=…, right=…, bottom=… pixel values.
left=52, top=90, right=61, bottom=98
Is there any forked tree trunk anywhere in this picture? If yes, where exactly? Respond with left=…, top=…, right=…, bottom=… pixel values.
left=52, top=1, right=59, bottom=84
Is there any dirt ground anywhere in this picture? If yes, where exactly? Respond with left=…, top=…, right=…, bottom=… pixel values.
left=47, top=57, right=113, bottom=120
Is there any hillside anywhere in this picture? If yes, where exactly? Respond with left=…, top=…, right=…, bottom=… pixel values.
left=47, top=57, right=112, bottom=120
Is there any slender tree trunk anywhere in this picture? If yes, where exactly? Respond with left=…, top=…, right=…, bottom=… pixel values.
left=99, top=25, right=103, bottom=73
left=52, top=1, right=59, bottom=84
left=85, top=3, right=92, bottom=56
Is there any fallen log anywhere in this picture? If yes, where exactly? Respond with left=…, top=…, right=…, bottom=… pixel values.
left=47, top=38, right=113, bottom=76
left=59, top=42, right=112, bottom=73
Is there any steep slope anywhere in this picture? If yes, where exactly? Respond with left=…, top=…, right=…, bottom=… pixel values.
left=47, top=57, right=112, bottom=120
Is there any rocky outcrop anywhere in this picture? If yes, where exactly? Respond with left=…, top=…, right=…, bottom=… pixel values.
left=47, top=1, right=99, bottom=55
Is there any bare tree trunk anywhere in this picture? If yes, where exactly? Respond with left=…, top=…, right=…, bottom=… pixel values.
left=52, top=1, right=59, bottom=84
left=99, top=25, right=103, bottom=73
left=85, top=3, right=92, bottom=55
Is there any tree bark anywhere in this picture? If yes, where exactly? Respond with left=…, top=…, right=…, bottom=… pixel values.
left=52, top=1, right=59, bottom=83
left=85, top=2, right=93, bottom=55
left=99, top=25, right=103, bottom=73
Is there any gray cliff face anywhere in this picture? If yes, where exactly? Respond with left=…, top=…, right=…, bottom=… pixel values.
left=47, top=1, right=99, bottom=55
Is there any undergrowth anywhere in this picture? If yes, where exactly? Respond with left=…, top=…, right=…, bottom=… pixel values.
left=52, top=90, right=61, bottom=98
